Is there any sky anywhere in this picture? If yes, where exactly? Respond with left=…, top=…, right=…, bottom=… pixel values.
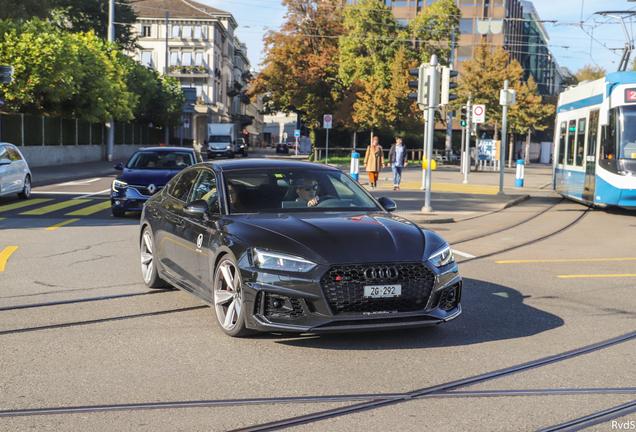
left=202, top=0, right=636, bottom=75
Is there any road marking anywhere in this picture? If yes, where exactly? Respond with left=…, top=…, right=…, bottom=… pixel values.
left=66, top=201, right=112, bottom=216
left=45, top=218, right=81, bottom=230
left=0, top=199, right=53, bottom=213
left=20, top=199, right=92, bottom=215
left=75, top=189, right=111, bottom=199
left=451, top=249, right=475, bottom=258
left=0, top=246, right=18, bottom=271
left=497, top=258, right=636, bottom=264
left=35, top=191, right=107, bottom=196
left=60, top=178, right=101, bottom=186
left=558, top=274, right=636, bottom=278
left=383, top=182, right=500, bottom=195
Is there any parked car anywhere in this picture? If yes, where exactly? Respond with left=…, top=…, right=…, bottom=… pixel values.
left=275, top=142, right=289, bottom=154
left=0, top=142, right=31, bottom=199
left=111, top=147, right=202, bottom=217
left=139, top=159, right=462, bottom=337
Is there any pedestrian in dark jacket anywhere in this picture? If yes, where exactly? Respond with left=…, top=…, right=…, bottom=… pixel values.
left=388, top=137, right=408, bottom=190
left=363, top=136, right=385, bottom=188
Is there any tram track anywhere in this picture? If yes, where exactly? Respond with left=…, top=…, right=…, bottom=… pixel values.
left=2, top=326, right=636, bottom=431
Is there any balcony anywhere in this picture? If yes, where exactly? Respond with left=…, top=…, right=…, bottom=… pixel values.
left=168, top=66, right=210, bottom=78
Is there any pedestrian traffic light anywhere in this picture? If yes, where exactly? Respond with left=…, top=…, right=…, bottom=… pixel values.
left=0, top=65, right=14, bottom=84
left=408, top=64, right=429, bottom=108
left=460, top=107, right=467, bottom=127
left=440, top=67, right=458, bottom=105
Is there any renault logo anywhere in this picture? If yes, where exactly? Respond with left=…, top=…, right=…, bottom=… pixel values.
left=364, top=266, right=399, bottom=280
left=148, top=183, right=157, bottom=194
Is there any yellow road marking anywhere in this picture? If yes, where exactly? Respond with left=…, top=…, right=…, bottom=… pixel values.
left=20, top=199, right=92, bottom=215
left=45, top=218, right=81, bottom=230
left=382, top=182, right=500, bottom=195
left=66, top=201, right=112, bottom=216
left=497, top=258, right=636, bottom=264
left=558, top=274, right=636, bottom=278
left=0, top=246, right=19, bottom=271
left=0, top=199, right=53, bottom=213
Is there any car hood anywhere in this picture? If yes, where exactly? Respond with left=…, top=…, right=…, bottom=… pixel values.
left=117, top=168, right=181, bottom=186
left=228, top=212, right=431, bottom=265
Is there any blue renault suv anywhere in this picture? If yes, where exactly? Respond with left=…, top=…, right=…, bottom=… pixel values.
left=111, top=147, right=202, bottom=217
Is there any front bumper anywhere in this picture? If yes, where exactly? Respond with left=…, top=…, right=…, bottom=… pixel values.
left=111, top=187, right=153, bottom=211
left=241, top=262, right=462, bottom=333
left=208, top=149, right=234, bottom=158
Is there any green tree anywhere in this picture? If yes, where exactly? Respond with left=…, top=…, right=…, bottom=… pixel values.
left=575, top=64, right=606, bottom=82
left=456, top=42, right=524, bottom=141
left=0, top=0, right=55, bottom=21
left=407, top=0, right=460, bottom=65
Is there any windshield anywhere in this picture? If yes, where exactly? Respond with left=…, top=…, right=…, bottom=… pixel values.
left=224, top=168, right=379, bottom=214
left=126, top=151, right=194, bottom=169
left=619, top=106, right=636, bottom=160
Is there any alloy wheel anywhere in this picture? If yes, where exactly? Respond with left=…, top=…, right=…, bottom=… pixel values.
left=214, top=259, right=242, bottom=331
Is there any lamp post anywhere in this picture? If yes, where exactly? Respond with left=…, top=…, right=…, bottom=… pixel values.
left=106, top=0, right=115, bottom=161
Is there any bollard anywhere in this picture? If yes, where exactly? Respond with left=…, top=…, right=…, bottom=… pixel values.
left=350, top=151, right=360, bottom=181
left=515, top=159, right=524, bottom=187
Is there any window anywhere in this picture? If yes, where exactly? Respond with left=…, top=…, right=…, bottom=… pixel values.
left=0, top=146, right=10, bottom=164
left=566, top=120, right=576, bottom=165
left=575, top=118, right=585, bottom=167
left=194, top=53, right=203, bottom=67
left=194, top=26, right=202, bottom=39
left=142, top=25, right=151, bottom=37
left=171, top=25, right=180, bottom=38
left=459, top=19, right=473, bottom=34
left=619, top=105, right=636, bottom=160
left=385, top=0, right=391, bottom=5
left=456, top=46, right=472, bottom=61
left=141, top=51, right=152, bottom=68
left=195, top=83, right=202, bottom=98
left=396, top=18, right=407, bottom=27
left=182, top=52, right=192, bottom=67
left=587, top=111, right=599, bottom=161
left=183, top=26, right=192, bottom=38
left=190, top=170, right=219, bottom=212
left=170, top=170, right=199, bottom=202
left=6, top=146, right=22, bottom=161
left=170, top=52, right=179, bottom=66
left=558, top=122, right=566, bottom=165
left=600, top=109, right=618, bottom=172
left=459, top=0, right=473, bottom=5
left=393, top=0, right=408, bottom=5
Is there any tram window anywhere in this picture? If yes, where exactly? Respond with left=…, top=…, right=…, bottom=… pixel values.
left=558, top=122, right=566, bottom=165
left=599, top=108, right=617, bottom=173
left=575, top=119, right=585, bottom=167
left=619, top=105, right=636, bottom=160
left=566, top=120, right=576, bottom=165
left=587, top=111, right=599, bottom=159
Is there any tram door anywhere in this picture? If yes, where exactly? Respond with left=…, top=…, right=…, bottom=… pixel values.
left=555, top=122, right=567, bottom=191
left=583, top=110, right=599, bottom=203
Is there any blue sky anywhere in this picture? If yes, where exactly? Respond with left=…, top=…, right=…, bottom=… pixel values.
left=203, top=0, right=636, bottom=74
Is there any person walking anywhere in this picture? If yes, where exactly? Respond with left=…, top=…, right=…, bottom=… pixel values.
left=388, top=137, right=408, bottom=190
left=363, top=136, right=384, bottom=188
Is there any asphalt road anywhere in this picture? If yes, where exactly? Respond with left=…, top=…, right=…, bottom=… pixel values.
left=1, top=162, right=635, bottom=431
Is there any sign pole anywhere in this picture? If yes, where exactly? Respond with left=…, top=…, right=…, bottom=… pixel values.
left=499, top=80, right=509, bottom=195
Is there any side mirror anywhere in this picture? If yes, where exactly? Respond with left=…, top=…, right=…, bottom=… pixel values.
left=114, top=163, right=124, bottom=170
left=0, top=159, right=11, bottom=166
left=184, top=199, right=209, bottom=218
left=377, top=197, right=397, bottom=212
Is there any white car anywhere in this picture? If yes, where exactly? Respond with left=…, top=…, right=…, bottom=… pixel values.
left=0, top=142, right=31, bottom=199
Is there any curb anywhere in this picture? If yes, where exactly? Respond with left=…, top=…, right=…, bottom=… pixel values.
left=502, top=194, right=531, bottom=209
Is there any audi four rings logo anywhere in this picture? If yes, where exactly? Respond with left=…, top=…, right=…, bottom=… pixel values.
left=364, top=266, right=399, bottom=280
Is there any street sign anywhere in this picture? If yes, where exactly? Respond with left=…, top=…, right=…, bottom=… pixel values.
left=499, top=89, right=516, bottom=106
left=294, top=129, right=300, bottom=138
left=323, top=114, right=332, bottom=129
left=472, top=104, right=486, bottom=123
left=183, top=118, right=190, bottom=129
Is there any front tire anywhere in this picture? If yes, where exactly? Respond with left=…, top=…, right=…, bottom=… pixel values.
left=18, top=175, right=31, bottom=199
left=213, top=255, right=252, bottom=337
left=140, top=227, right=170, bottom=289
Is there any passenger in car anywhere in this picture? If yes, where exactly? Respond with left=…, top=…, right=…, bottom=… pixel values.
left=296, top=177, right=320, bottom=207
left=227, top=182, right=245, bottom=212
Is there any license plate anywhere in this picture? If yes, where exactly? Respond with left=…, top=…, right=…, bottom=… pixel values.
left=363, top=284, right=402, bottom=298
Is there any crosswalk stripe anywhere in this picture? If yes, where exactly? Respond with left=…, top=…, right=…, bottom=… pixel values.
left=19, top=199, right=93, bottom=215
left=45, top=218, right=81, bottom=230
left=381, top=182, right=499, bottom=195
left=0, top=199, right=53, bottom=213
left=66, top=201, right=112, bottom=216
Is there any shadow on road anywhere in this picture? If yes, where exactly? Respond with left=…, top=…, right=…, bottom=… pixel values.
left=271, top=277, right=564, bottom=349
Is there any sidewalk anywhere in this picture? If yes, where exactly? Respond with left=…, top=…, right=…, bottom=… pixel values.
left=29, top=153, right=558, bottom=223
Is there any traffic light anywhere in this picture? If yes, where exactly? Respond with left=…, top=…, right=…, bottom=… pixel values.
left=0, top=65, right=14, bottom=84
left=460, top=107, right=467, bottom=127
left=408, top=64, right=429, bottom=108
left=440, top=66, right=458, bottom=105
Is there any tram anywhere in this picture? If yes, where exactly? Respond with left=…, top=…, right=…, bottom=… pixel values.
left=554, top=71, right=636, bottom=209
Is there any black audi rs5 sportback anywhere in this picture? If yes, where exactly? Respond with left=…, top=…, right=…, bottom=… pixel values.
left=139, top=159, right=461, bottom=337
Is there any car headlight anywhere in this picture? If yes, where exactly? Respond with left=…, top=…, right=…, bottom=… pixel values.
left=428, top=243, right=455, bottom=268
left=112, top=179, right=128, bottom=192
left=252, top=248, right=317, bottom=272
left=226, top=145, right=231, bottom=150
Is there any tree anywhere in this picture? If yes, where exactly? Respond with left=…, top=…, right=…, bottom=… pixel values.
left=456, top=42, right=524, bottom=141
left=575, top=64, right=606, bottom=82
left=0, top=0, right=55, bottom=21
left=250, top=0, right=344, bottom=131
left=560, top=67, right=578, bottom=88
left=407, top=0, right=460, bottom=65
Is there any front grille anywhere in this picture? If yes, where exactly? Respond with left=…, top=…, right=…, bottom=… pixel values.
left=130, top=185, right=163, bottom=196
left=320, top=263, right=436, bottom=315
left=263, top=293, right=306, bottom=320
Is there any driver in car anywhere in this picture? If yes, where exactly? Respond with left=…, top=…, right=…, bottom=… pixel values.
left=296, top=177, right=320, bottom=207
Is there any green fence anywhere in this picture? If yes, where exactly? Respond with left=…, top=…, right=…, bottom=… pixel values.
left=0, top=113, right=165, bottom=146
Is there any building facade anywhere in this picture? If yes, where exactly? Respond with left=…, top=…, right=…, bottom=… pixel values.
left=130, top=0, right=263, bottom=149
